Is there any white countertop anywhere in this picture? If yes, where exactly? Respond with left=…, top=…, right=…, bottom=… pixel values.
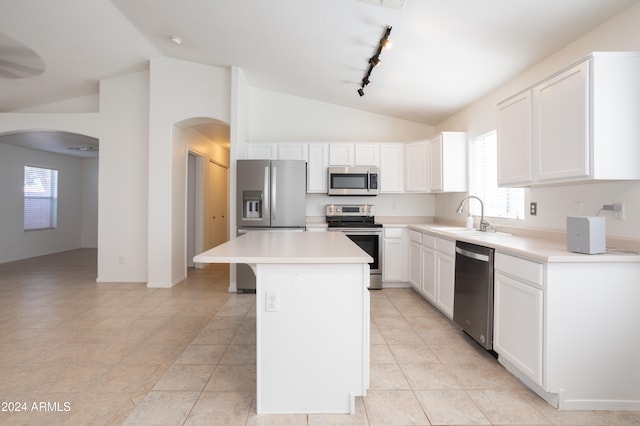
left=406, top=223, right=640, bottom=263
left=194, top=231, right=373, bottom=264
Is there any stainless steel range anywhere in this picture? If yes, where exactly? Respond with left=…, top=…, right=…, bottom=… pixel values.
left=326, top=204, right=382, bottom=289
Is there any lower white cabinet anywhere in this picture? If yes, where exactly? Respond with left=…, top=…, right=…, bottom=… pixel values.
left=420, top=245, right=436, bottom=302
left=493, top=253, right=544, bottom=387
left=382, top=227, right=406, bottom=283
left=408, top=230, right=455, bottom=319
left=407, top=230, right=422, bottom=291
left=434, top=238, right=455, bottom=319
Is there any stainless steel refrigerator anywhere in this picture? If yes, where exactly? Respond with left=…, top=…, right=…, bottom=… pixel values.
left=236, top=159, right=306, bottom=292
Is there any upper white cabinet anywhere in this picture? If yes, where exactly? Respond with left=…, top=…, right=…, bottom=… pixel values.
left=498, top=52, right=640, bottom=186
left=278, top=144, right=308, bottom=161
left=379, top=143, right=404, bottom=193
left=246, top=143, right=277, bottom=160
left=307, top=143, right=329, bottom=193
left=354, top=144, right=380, bottom=166
left=328, top=144, right=354, bottom=166
left=534, top=60, right=590, bottom=182
left=405, top=140, right=430, bottom=192
left=497, top=91, right=533, bottom=186
left=430, top=132, right=467, bottom=192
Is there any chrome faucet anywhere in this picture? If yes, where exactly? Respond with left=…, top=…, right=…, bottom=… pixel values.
left=456, top=195, right=491, bottom=232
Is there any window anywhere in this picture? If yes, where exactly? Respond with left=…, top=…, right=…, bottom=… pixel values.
left=468, top=131, right=524, bottom=219
left=24, top=166, right=58, bottom=230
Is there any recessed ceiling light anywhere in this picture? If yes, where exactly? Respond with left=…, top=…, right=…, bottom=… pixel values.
left=170, top=35, right=183, bottom=45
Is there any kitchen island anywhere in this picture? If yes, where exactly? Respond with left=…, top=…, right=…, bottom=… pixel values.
left=194, top=231, right=372, bottom=414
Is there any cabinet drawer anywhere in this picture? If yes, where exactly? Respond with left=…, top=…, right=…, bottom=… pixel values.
left=495, top=253, right=543, bottom=287
left=408, top=230, right=422, bottom=244
left=421, top=234, right=437, bottom=249
left=437, top=238, right=456, bottom=257
left=384, top=227, right=404, bottom=239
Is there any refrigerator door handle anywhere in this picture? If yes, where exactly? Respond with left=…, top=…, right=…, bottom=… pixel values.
left=263, top=165, right=270, bottom=220
left=271, top=165, right=277, bottom=220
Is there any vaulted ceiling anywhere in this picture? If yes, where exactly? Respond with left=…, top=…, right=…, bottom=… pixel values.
left=1, top=0, right=638, bottom=127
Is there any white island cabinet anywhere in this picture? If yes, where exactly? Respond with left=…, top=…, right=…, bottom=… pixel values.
left=193, top=231, right=371, bottom=414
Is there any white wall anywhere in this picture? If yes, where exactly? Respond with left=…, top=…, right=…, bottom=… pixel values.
left=147, top=58, right=231, bottom=287
left=434, top=2, right=640, bottom=239
left=249, top=87, right=434, bottom=142
left=97, top=71, right=150, bottom=282
left=0, top=143, right=91, bottom=262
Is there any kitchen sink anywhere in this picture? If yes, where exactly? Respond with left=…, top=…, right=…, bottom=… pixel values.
left=430, top=226, right=511, bottom=236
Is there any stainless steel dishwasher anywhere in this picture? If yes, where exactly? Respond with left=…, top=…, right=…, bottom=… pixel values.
left=453, top=240, right=495, bottom=351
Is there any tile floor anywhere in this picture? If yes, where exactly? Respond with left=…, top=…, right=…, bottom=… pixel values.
left=1, top=249, right=639, bottom=425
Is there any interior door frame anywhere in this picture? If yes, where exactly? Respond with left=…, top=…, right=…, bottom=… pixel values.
left=187, top=150, right=205, bottom=269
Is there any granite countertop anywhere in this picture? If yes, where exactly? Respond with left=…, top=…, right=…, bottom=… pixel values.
left=194, top=231, right=373, bottom=264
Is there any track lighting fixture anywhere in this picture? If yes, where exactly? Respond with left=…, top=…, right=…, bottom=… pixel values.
left=357, top=25, right=392, bottom=97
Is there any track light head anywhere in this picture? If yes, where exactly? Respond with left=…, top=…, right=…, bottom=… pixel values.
left=369, top=55, right=381, bottom=67
left=362, top=77, right=370, bottom=86
left=357, top=88, right=365, bottom=97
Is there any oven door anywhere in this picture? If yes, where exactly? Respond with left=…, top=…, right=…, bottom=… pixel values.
left=329, top=228, right=382, bottom=289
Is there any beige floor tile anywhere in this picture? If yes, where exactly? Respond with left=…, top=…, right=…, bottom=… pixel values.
left=205, top=364, right=256, bottom=391
left=219, top=344, right=257, bottom=365
left=370, top=343, right=397, bottom=364
left=401, top=363, right=461, bottom=390
left=445, top=362, right=525, bottom=390
left=370, top=363, right=411, bottom=390
left=389, top=343, right=440, bottom=364
left=152, top=364, right=215, bottom=391
left=308, top=397, right=369, bottom=425
left=466, top=389, right=551, bottom=424
left=363, top=389, right=429, bottom=425
left=184, top=390, right=253, bottom=425
left=175, top=343, right=228, bottom=364
left=122, top=390, right=200, bottom=425
left=415, top=389, right=491, bottom=425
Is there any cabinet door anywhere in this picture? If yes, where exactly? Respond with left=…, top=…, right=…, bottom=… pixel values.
left=408, top=242, right=422, bottom=291
left=329, top=144, right=354, bottom=166
left=534, top=61, right=590, bottom=181
left=421, top=246, right=436, bottom=302
left=278, top=144, right=307, bottom=161
left=354, top=144, right=379, bottom=166
left=246, top=143, right=276, bottom=159
left=307, top=143, right=328, bottom=193
left=429, top=136, right=443, bottom=191
left=494, top=272, right=543, bottom=386
left=405, top=141, right=429, bottom=192
left=435, top=253, right=455, bottom=319
left=383, top=238, right=403, bottom=282
left=379, top=144, right=404, bottom=193
left=497, top=91, right=533, bottom=186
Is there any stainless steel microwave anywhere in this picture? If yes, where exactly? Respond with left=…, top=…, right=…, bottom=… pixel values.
left=328, top=166, right=379, bottom=196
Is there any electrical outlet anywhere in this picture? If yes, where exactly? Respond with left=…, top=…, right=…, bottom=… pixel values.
left=266, top=292, right=279, bottom=312
left=529, top=202, right=537, bottom=216
left=602, top=203, right=625, bottom=221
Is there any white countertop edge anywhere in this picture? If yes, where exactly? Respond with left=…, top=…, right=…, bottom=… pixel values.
left=193, top=255, right=372, bottom=264
left=406, top=224, right=640, bottom=263
left=193, top=231, right=373, bottom=265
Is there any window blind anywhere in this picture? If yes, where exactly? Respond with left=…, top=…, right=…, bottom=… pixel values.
left=24, top=166, right=58, bottom=230
left=468, top=132, right=524, bottom=219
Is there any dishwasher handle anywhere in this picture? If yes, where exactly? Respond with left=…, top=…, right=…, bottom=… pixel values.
left=455, top=246, right=491, bottom=262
